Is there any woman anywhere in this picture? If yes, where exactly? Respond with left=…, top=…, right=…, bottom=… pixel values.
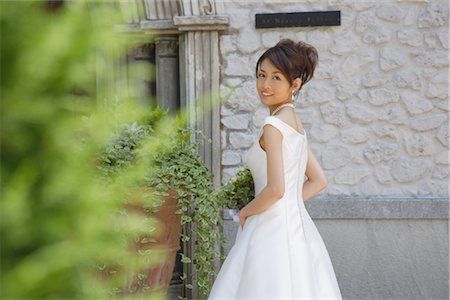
left=209, top=39, right=342, bottom=299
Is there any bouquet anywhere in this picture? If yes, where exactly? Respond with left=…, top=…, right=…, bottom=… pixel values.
left=217, top=168, right=255, bottom=211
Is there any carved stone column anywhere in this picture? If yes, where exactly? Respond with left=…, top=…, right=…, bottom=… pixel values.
left=176, top=16, right=228, bottom=187
left=155, top=36, right=179, bottom=113
left=176, top=13, right=229, bottom=299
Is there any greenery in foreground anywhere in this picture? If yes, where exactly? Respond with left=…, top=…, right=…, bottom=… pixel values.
left=0, top=1, right=188, bottom=298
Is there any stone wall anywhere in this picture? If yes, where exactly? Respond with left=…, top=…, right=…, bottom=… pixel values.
left=219, top=0, right=449, bottom=198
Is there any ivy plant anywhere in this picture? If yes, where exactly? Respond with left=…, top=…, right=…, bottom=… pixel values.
left=98, top=108, right=222, bottom=298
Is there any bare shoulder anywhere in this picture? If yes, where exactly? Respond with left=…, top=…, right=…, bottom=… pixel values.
left=276, top=109, right=305, bottom=134
left=260, top=120, right=283, bottom=150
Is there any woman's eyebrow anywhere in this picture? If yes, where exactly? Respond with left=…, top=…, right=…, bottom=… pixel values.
left=259, top=68, right=282, bottom=74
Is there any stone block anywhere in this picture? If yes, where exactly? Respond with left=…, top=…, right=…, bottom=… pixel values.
left=375, top=164, right=393, bottom=185
left=411, top=49, right=448, bottom=68
left=309, top=123, right=339, bottom=143
left=321, top=144, right=353, bottom=169
left=397, top=29, right=423, bottom=47
left=220, top=34, right=237, bottom=55
left=377, top=4, right=404, bottom=23
left=352, top=1, right=377, bottom=11
left=221, top=130, right=227, bottom=149
left=380, top=106, right=409, bottom=125
left=337, top=80, right=360, bottom=101
left=362, top=27, right=391, bottom=45
left=418, top=2, right=448, bottom=28
left=237, top=28, right=261, bottom=54
left=346, top=102, right=377, bottom=124
left=390, top=156, right=431, bottom=183
left=228, top=8, right=251, bottom=31
left=222, top=167, right=240, bottom=184
left=380, top=47, right=407, bottom=71
left=222, top=150, right=241, bottom=166
left=435, top=150, right=450, bottom=165
left=225, top=81, right=260, bottom=112
left=334, top=167, right=370, bottom=185
left=229, top=131, right=254, bottom=149
left=341, top=50, right=375, bottom=78
left=436, top=122, right=449, bottom=147
left=432, top=165, right=449, bottom=179
left=418, top=180, right=449, bottom=196
left=330, top=32, right=359, bottom=55
left=341, top=126, right=370, bottom=144
left=304, top=82, right=334, bottom=104
left=221, top=114, right=250, bottom=130
left=401, top=91, right=433, bottom=116
left=320, top=102, right=348, bottom=127
left=364, top=141, right=399, bottom=164
left=426, top=71, right=448, bottom=99
left=410, top=113, right=447, bottom=132
left=424, top=32, right=442, bottom=49
left=438, top=29, right=449, bottom=49
left=371, top=124, right=399, bottom=140
left=368, top=88, right=400, bottom=106
left=306, top=30, right=333, bottom=50
left=393, top=70, right=422, bottom=90
left=223, top=53, right=253, bottom=76
left=404, top=134, right=433, bottom=157
left=362, top=70, right=388, bottom=88
left=356, top=10, right=376, bottom=33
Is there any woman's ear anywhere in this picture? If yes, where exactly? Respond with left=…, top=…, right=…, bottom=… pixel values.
left=293, top=78, right=302, bottom=94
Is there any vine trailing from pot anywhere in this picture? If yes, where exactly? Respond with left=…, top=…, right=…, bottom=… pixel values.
left=97, top=107, right=223, bottom=298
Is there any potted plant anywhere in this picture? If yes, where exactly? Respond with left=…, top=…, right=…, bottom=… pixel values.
left=97, top=108, right=222, bottom=298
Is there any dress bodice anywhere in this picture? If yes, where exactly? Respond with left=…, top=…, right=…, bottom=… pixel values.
left=246, top=116, right=308, bottom=198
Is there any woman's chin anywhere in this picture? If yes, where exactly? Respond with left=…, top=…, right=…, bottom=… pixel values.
left=260, top=97, right=272, bottom=106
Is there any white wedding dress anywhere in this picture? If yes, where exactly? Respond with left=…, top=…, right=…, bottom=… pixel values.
left=209, top=116, right=342, bottom=300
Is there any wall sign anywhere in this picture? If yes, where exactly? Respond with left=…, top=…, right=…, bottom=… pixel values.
left=255, top=11, right=341, bottom=29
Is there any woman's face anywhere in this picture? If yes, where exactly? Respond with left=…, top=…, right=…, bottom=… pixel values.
left=256, top=59, right=293, bottom=107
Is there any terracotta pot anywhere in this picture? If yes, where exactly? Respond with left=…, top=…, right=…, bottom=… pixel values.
left=126, top=188, right=184, bottom=295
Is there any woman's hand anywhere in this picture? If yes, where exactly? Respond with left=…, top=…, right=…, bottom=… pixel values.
left=239, top=210, right=247, bottom=228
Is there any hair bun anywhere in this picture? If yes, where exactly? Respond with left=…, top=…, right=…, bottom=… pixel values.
left=256, top=39, right=319, bottom=90
left=293, top=40, right=319, bottom=86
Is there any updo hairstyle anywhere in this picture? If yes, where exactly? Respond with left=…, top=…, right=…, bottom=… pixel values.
left=255, top=39, right=319, bottom=92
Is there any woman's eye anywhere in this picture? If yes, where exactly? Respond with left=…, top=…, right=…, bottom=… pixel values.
left=257, top=73, right=265, bottom=78
left=274, top=75, right=281, bottom=80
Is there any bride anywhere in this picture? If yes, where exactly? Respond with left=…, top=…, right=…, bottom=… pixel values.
left=208, top=39, right=342, bottom=299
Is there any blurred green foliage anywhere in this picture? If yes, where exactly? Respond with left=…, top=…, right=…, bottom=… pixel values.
left=0, top=1, right=179, bottom=299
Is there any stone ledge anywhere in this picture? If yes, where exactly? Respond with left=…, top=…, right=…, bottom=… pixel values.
left=306, top=197, right=449, bottom=219
left=115, top=20, right=179, bottom=35
left=174, top=15, right=229, bottom=31
left=221, top=197, right=450, bottom=220
left=116, top=15, right=230, bottom=33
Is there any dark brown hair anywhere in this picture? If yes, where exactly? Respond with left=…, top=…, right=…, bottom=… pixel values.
left=256, top=39, right=318, bottom=90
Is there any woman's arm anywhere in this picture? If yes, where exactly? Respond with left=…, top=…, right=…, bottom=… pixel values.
left=239, top=124, right=285, bottom=227
left=302, top=146, right=328, bottom=201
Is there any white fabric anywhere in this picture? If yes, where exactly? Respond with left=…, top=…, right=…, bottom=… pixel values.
left=209, top=116, right=342, bottom=300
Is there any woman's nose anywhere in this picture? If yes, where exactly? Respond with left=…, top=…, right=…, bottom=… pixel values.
left=262, top=78, right=271, bottom=89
